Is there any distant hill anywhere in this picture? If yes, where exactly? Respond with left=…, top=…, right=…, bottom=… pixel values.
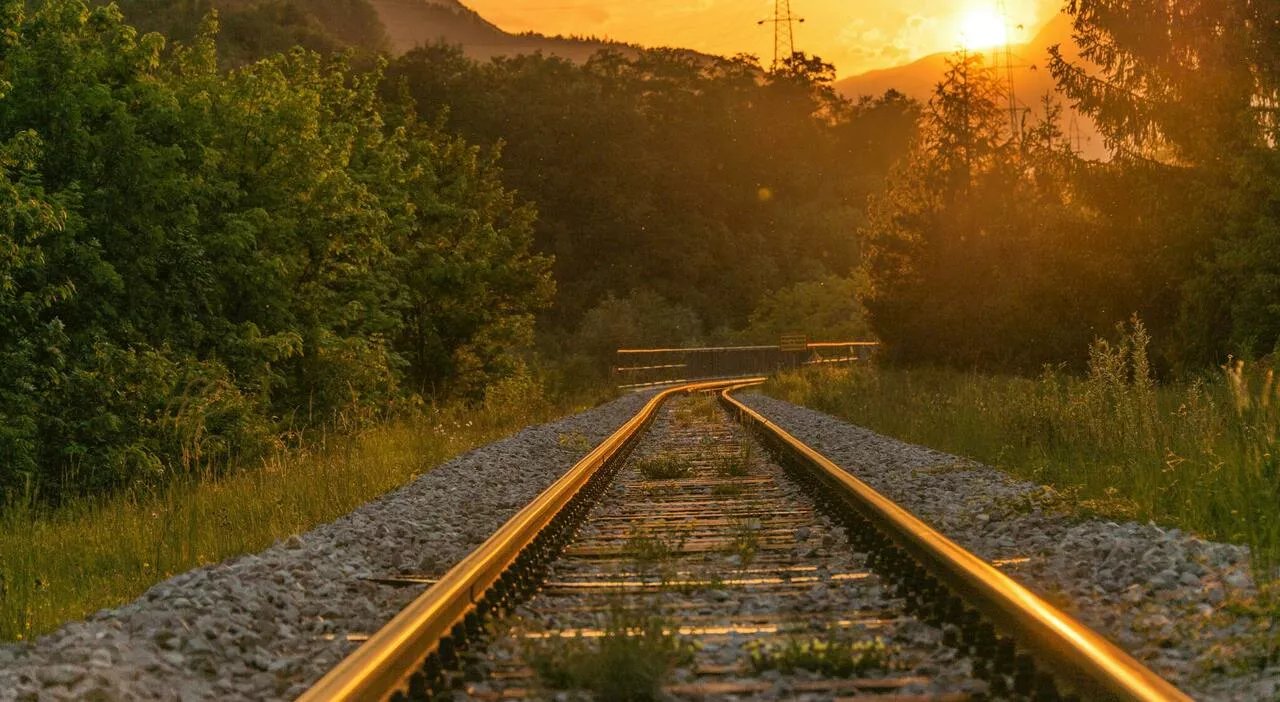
left=114, top=0, right=642, bottom=66
left=836, top=14, right=1107, bottom=159
left=368, top=0, right=639, bottom=62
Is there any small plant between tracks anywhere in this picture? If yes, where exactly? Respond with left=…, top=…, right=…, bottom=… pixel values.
left=715, top=445, right=755, bottom=477
left=746, top=634, right=900, bottom=677
left=524, top=607, right=695, bottom=701
left=636, top=452, right=693, bottom=480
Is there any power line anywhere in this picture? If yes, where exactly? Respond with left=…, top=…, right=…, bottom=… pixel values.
left=997, top=0, right=1021, bottom=142
left=756, top=0, right=804, bottom=70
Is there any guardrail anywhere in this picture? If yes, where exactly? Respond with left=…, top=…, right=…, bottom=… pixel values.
left=614, top=341, right=878, bottom=388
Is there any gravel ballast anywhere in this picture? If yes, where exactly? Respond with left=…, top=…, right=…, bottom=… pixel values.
left=477, top=395, right=985, bottom=699
left=739, top=392, right=1279, bottom=702
left=5, top=388, right=1276, bottom=700
left=0, top=392, right=652, bottom=701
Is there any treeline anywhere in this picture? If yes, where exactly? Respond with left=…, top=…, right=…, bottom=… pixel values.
left=385, top=48, right=915, bottom=345
left=0, top=1, right=550, bottom=499
left=864, top=0, right=1280, bottom=373
left=2, top=0, right=917, bottom=502
left=110, top=0, right=390, bottom=66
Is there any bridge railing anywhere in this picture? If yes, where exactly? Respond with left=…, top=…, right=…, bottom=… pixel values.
left=613, top=341, right=878, bottom=389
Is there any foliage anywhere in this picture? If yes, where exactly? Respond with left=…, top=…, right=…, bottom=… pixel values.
left=734, top=275, right=872, bottom=344
left=0, top=385, right=600, bottom=642
left=864, top=50, right=1125, bottom=371
left=0, top=0, right=550, bottom=501
left=747, top=635, right=898, bottom=677
left=111, top=0, right=389, bottom=66
left=767, top=319, right=1280, bottom=581
left=524, top=607, right=694, bottom=701
left=1049, top=0, right=1280, bottom=366
left=572, top=290, right=704, bottom=362
left=387, top=45, right=920, bottom=335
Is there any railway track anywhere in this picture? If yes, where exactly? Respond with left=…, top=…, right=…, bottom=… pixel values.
left=300, top=380, right=1192, bottom=701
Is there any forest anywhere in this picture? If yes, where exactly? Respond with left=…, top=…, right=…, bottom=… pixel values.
left=2, top=0, right=1279, bottom=507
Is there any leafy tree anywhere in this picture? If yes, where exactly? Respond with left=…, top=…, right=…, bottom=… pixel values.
left=386, top=46, right=919, bottom=335
left=0, top=0, right=549, bottom=500
left=110, top=0, right=389, bottom=66
left=864, top=52, right=1125, bottom=370
left=1050, top=0, right=1280, bottom=365
left=734, top=275, right=871, bottom=344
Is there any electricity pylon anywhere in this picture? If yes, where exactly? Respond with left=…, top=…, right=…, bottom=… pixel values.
left=757, top=0, right=804, bottom=71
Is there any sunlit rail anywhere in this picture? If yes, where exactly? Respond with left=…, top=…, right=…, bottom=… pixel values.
left=300, top=378, right=1191, bottom=702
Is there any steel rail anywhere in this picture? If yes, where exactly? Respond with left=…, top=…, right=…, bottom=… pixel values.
left=718, top=383, right=1192, bottom=702
left=298, top=377, right=765, bottom=702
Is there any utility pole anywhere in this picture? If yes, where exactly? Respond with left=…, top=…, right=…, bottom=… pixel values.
left=757, top=0, right=804, bottom=71
left=997, top=0, right=1022, bottom=144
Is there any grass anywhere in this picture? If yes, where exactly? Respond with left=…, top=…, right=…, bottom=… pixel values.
left=725, top=518, right=762, bottom=567
left=767, top=318, right=1280, bottom=582
left=712, top=483, right=746, bottom=497
left=1208, top=584, right=1280, bottom=673
left=746, top=634, right=899, bottom=677
left=716, top=446, right=755, bottom=478
left=557, top=431, right=593, bottom=453
left=635, top=452, right=694, bottom=480
left=525, top=607, right=694, bottom=701
left=673, top=393, right=720, bottom=425
left=622, top=529, right=685, bottom=568
left=0, top=393, right=607, bottom=642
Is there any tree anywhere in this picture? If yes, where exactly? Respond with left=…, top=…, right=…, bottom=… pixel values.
left=863, top=52, right=1126, bottom=370
left=1050, top=0, right=1280, bottom=365
left=386, top=45, right=919, bottom=336
left=0, top=1, right=550, bottom=500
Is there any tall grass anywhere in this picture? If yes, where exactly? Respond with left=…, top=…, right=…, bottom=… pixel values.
left=0, top=377, right=610, bottom=642
left=768, top=319, right=1280, bottom=581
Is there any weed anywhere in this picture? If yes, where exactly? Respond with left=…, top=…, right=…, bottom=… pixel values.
left=716, top=445, right=755, bottom=478
left=636, top=453, right=694, bottom=480
left=746, top=635, right=899, bottom=677
left=525, top=608, right=695, bottom=701
left=673, top=394, right=720, bottom=425
left=988, top=485, right=1073, bottom=519
left=557, top=431, right=592, bottom=453
left=712, top=483, right=745, bottom=497
left=725, top=518, right=762, bottom=567
left=659, top=570, right=724, bottom=595
left=1207, top=585, right=1280, bottom=673
left=623, top=528, right=686, bottom=568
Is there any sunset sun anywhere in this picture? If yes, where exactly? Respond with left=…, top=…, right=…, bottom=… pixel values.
left=958, top=6, right=1008, bottom=50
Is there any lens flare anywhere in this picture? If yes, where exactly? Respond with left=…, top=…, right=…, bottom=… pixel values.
left=958, top=6, right=1008, bottom=50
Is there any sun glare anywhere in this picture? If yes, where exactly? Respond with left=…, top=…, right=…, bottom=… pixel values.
left=958, top=6, right=1008, bottom=50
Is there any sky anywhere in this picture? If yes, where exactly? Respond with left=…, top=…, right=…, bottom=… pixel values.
left=465, top=0, right=1064, bottom=78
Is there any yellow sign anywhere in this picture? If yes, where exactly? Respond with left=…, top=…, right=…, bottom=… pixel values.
left=779, top=333, right=808, bottom=352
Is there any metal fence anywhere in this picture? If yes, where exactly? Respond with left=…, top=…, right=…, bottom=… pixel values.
left=613, top=341, right=878, bottom=389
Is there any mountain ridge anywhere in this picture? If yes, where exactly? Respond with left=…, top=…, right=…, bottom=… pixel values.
left=368, top=0, right=642, bottom=63
left=836, top=13, right=1106, bottom=159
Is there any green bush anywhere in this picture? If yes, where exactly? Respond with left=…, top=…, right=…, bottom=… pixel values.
left=0, top=0, right=550, bottom=502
